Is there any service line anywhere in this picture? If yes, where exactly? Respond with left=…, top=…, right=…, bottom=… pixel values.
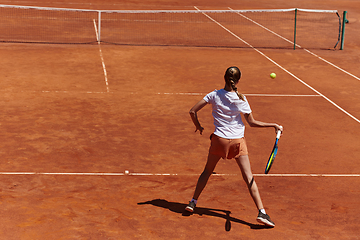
left=157, top=93, right=321, bottom=97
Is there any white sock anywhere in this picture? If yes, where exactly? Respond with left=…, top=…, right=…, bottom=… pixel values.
left=191, top=199, right=197, bottom=204
left=260, top=208, right=266, bottom=214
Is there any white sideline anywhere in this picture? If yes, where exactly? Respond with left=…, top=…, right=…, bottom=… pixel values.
left=93, top=19, right=110, bottom=93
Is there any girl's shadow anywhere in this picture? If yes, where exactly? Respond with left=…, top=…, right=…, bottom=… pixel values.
left=137, top=199, right=273, bottom=231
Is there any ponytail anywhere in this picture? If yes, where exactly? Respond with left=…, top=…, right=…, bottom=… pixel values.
left=229, top=79, right=245, bottom=101
left=225, top=66, right=245, bottom=101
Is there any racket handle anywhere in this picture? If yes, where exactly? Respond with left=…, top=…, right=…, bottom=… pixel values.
left=276, top=126, right=282, bottom=139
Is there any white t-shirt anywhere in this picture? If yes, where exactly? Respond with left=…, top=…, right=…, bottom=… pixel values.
left=203, top=89, right=252, bottom=139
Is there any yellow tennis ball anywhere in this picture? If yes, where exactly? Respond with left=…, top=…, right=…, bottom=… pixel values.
left=270, top=73, right=276, bottom=79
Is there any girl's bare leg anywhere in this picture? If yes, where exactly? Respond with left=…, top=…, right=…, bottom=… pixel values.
left=236, top=155, right=276, bottom=227
left=235, top=155, right=264, bottom=210
left=192, top=153, right=222, bottom=200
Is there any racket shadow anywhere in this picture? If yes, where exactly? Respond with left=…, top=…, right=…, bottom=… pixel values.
left=137, top=199, right=272, bottom=230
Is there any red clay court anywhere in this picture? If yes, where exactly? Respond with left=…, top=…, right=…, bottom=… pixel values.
left=0, top=0, right=359, bottom=239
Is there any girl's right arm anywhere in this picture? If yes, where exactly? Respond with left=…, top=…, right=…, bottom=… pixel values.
left=244, top=112, right=283, bottom=133
left=189, top=99, right=208, bottom=135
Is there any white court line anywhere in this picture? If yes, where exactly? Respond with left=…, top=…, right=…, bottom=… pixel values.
left=302, top=49, right=360, bottom=81
left=93, top=19, right=110, bottom=93
left=0, top=172, right=125, bottom=176
left=37, top=90, right=108, bottom=94
left=256, top=174, right=360, bottom=177
left=194, top=6, right=360, bottom=124
left=244, top=94, right=320, bottom=97
left=13, top=90, right=318, bottom=96
left=228, top=7, right=360, bottom=82
left=157, top=92, right=321, bottom=97
left=0, top=172, right=359, bottom=177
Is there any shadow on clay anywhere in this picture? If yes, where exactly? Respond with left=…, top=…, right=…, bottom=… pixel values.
left=137, top=199, right=273, bottom=231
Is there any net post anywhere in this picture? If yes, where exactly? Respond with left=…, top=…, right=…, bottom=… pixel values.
left=98, top=11, right=102, bottom=42
left=293, top=8, right=298, bottom=50
left=340, top=11, right=347, bottom=50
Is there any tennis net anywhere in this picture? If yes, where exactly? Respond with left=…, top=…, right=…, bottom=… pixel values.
left=0, top=5, right=342, bottom=49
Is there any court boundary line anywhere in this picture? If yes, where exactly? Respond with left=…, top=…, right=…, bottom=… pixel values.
left=158, top=93, right=321, bottom=97
left=12, top=90, right=321, bottom=97
left=93, top=19, right=110, bottom=93
left=0, top=172, right=359, bottom=177
left=302, top=49, right=360, bottom=81
left=194, top=6, right=360, bottom=124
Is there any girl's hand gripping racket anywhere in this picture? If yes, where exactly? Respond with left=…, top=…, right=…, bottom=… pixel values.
left=265, top=128, right=282, bottom=174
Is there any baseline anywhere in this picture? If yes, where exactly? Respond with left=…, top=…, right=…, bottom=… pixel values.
left=0, top=172, right=359, bottom=177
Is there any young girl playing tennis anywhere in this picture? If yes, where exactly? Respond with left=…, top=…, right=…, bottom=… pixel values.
left=185, top=66, right=283, bottom=227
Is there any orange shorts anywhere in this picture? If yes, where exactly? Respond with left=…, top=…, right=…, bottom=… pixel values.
left=209, top=134, right=248, bottom=159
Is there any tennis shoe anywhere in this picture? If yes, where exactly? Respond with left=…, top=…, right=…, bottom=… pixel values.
left=257, top=211, right=275, bottom=227
left=185, top=201, right=196, bottom=213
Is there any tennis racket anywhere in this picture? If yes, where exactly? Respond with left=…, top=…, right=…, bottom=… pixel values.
left=265, top=129, right=282, bottom=174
